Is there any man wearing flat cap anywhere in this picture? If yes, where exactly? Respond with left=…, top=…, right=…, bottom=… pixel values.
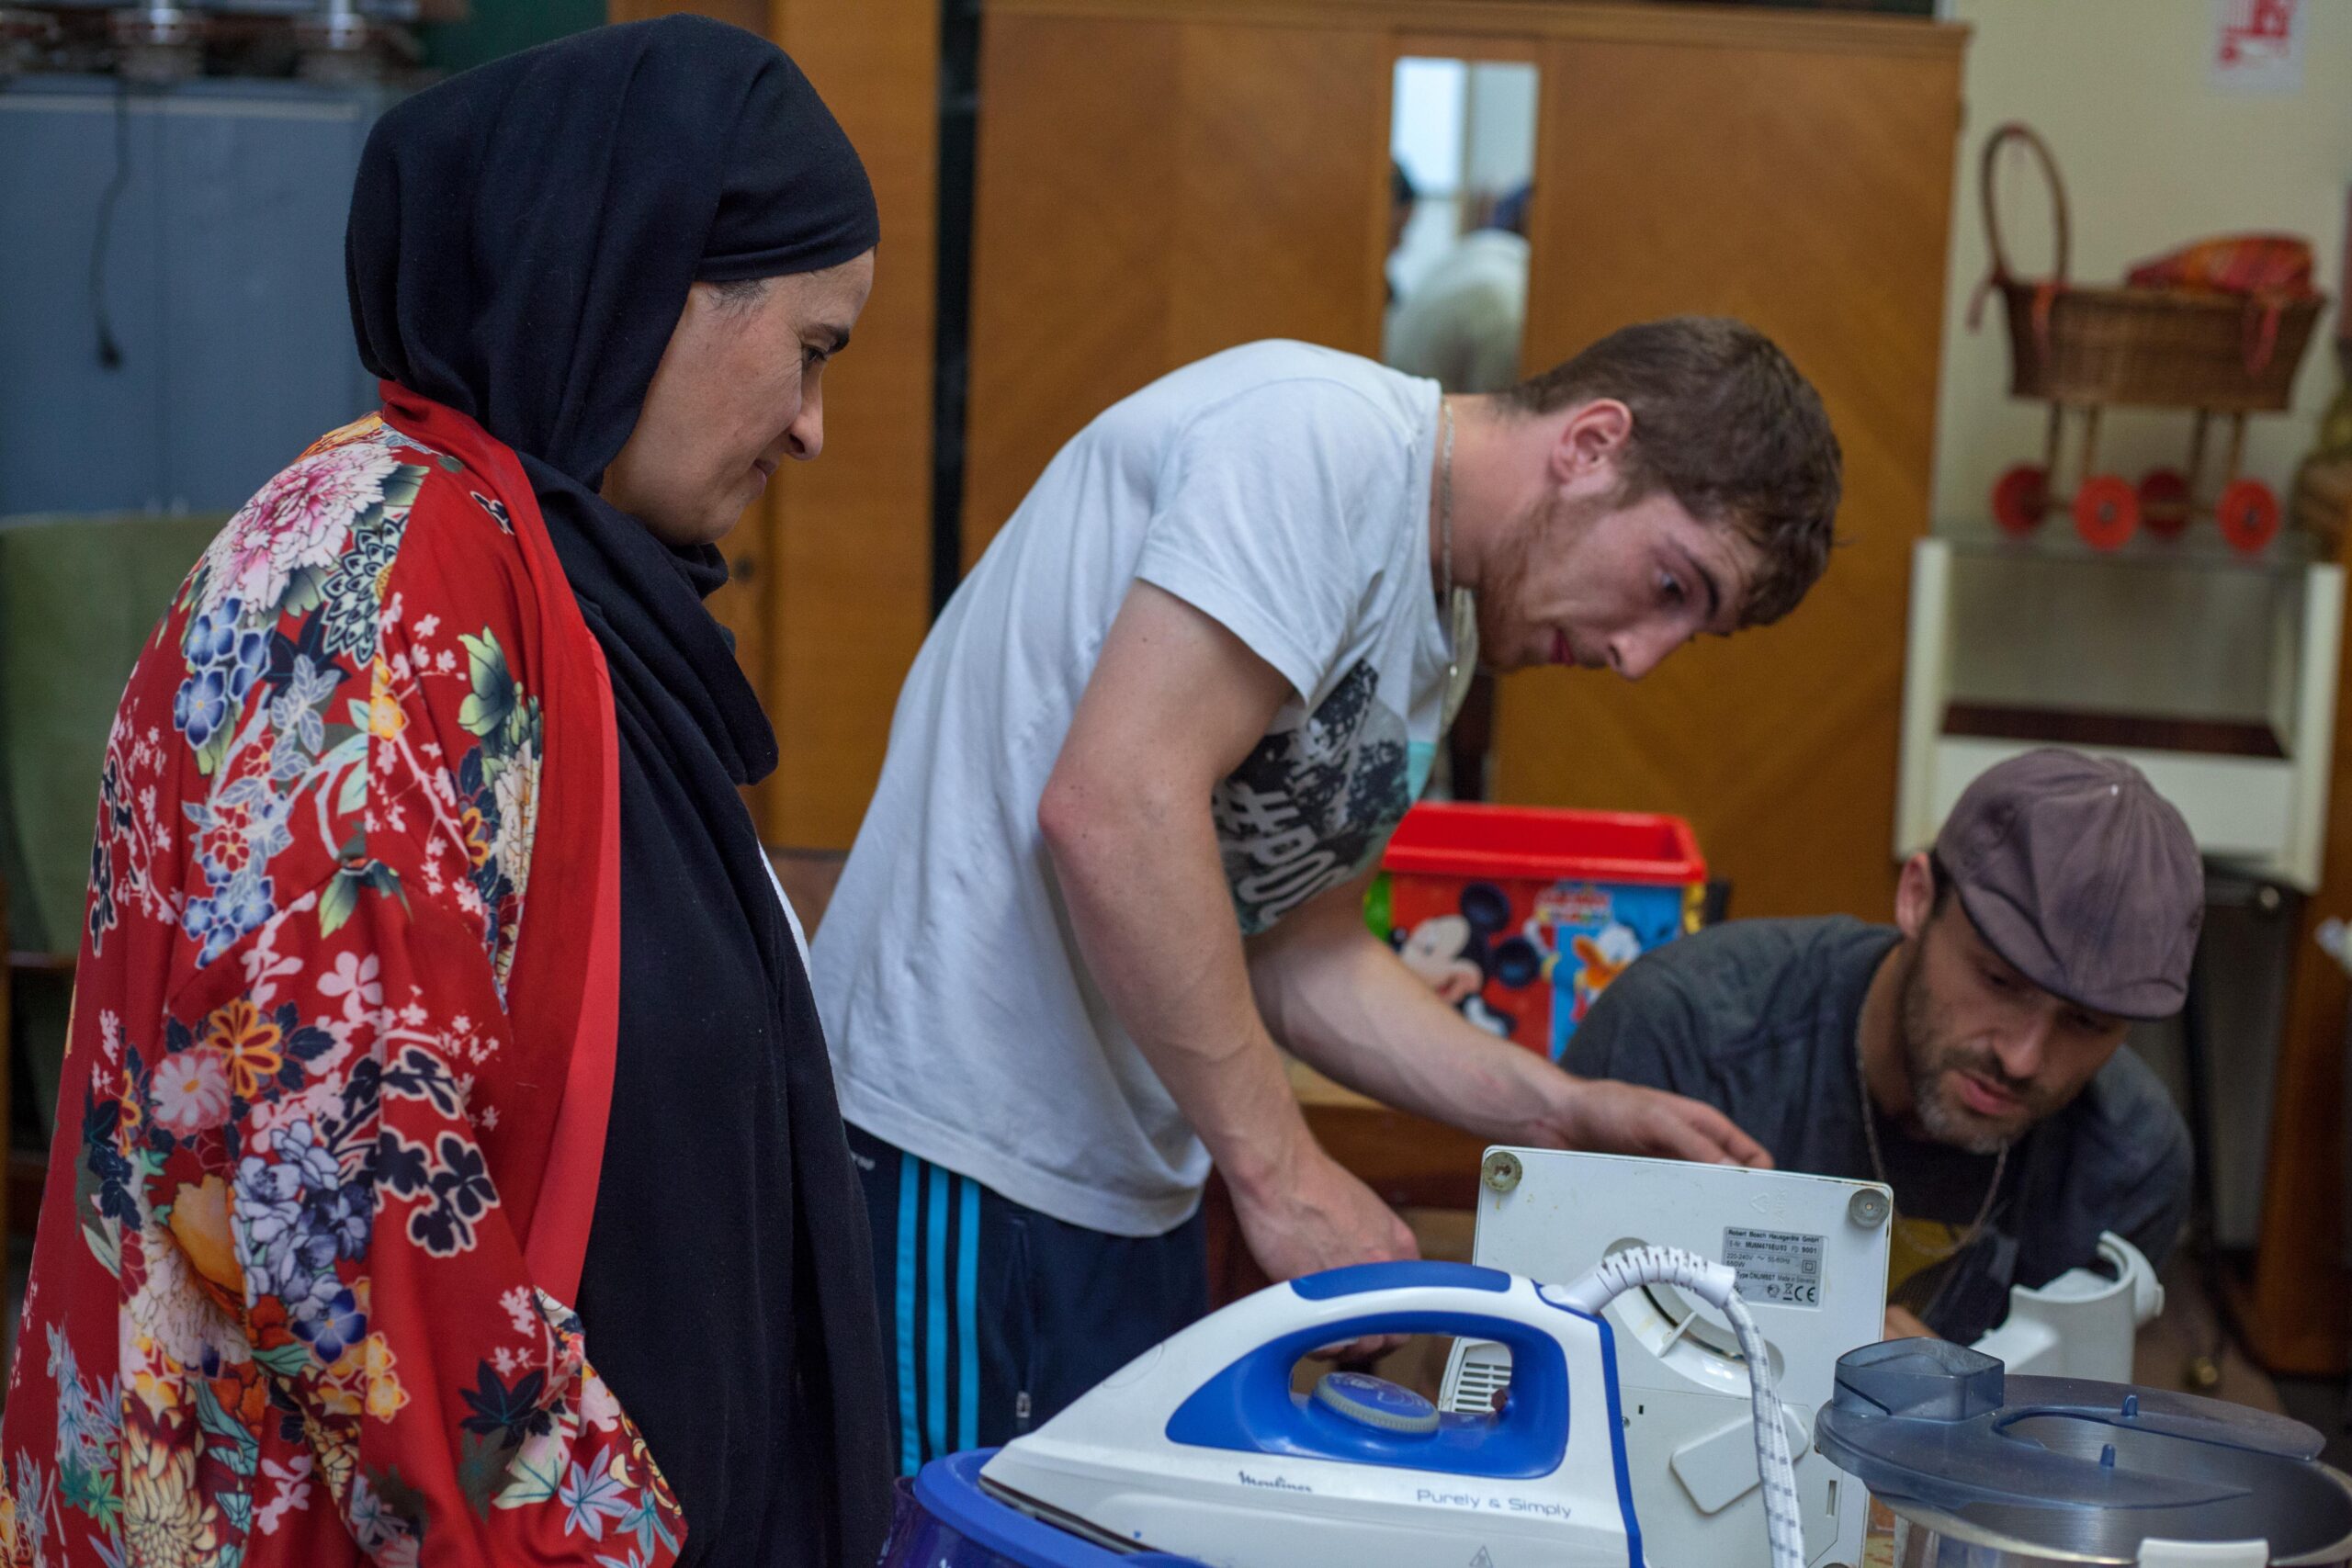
left=1565, top=749, right=2202, bottom=1342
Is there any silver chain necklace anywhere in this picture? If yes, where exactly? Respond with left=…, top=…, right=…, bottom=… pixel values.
left=1439, top=399, right=1458, bottom=696
left=1433, top=401, right=1480, bottom=731
left=1855, top=1030, right=2008, bottom=1263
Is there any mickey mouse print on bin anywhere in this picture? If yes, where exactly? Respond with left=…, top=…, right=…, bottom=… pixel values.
left=1366, top=802, right=1709, bottom=1061
left=1392, top=881, right=1546, bottom=1038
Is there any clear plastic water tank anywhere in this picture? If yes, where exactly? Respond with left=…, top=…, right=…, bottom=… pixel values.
left=1816, top=1338, right=2352, bottom=1565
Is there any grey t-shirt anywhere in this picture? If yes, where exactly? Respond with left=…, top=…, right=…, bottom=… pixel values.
left=1562, top=916, right=2190, bottom=1342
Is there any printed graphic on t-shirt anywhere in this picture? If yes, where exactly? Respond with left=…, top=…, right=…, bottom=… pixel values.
left=1214, top=660, right=1410, bottom=934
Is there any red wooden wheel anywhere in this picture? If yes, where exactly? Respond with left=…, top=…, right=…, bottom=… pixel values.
left=2138, top=468, right=2192, bottom=539
left=2073, top=474, right=2139, bottom=550
left=2216, top=478, right=2280, bottom=556
left=1991, top=464, right=2049, bottom=536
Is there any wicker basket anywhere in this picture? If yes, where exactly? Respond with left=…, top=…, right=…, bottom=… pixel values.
left=1978, top=124, right=2324, bottom=412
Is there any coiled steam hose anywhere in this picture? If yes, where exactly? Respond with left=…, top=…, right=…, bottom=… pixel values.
left=1554, top=1245, right=1806, bottom=1568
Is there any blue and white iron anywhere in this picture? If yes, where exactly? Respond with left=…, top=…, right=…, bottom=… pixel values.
left=974, top=1255, right=1805, bottom=1567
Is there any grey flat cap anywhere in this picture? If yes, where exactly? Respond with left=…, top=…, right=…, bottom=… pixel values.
left=1935, top=750, right=2204, bottom=1020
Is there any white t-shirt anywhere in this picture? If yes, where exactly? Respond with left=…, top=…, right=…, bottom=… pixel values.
left=812, top=341, right=1452, bottom=1235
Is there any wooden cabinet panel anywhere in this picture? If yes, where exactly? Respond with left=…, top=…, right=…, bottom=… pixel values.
left=1498, top=34, right=1962, bottom=919
left=964, top=13, right=1184, bottom=560
left=1169, top=24, right=1389, bottom=367
left=962, top=14, right=1391, bottom=561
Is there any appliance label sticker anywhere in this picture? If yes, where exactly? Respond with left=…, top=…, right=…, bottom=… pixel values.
left=1723, top=1227, right=1826, bottom=1308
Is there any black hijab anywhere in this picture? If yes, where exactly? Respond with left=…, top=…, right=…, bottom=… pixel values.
left=348, top=18, right=890, bottom=1567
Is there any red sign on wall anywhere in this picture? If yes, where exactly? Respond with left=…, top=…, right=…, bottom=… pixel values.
left=2212, top=0, right=2305, bottom=94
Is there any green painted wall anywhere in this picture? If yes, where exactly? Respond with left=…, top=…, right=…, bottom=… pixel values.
left=420, top=0, right=606, bottom=74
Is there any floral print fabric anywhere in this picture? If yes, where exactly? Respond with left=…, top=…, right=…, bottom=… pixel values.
left=0, top=412, right=682, bottom=1566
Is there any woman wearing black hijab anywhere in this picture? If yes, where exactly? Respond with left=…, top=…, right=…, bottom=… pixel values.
left=0, top=17, right=890, bottom=1568
left=348, top=15, right=899, bottom=1565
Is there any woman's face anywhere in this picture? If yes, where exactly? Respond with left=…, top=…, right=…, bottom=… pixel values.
left=601, top=250, right=876, bottom=547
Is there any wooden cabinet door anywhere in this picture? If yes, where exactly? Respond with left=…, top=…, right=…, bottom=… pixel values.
left=961, top=6, right=1391, bottom=562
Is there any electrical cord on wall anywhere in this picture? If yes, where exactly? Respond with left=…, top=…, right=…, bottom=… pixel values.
left=88, top=73, right=133, bottom=370
left=1556, top=1246, right=1807, bottom=1568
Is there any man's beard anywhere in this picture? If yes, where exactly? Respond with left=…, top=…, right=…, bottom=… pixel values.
left=1468, top=492, right=1539, bottom=661
left=1895, top=949, right=2048, bottom=1156
left=1470, top=489, right=1604, bottom=666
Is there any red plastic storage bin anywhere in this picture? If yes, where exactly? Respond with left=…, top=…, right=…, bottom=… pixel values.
left=1365, top=803, right=1707, bottom=1061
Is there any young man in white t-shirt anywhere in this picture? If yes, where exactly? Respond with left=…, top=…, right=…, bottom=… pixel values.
left=810, top=317, right=1843, bottom=1472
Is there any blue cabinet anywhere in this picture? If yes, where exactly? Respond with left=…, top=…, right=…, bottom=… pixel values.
left=0, top=76, right=391, bottom=515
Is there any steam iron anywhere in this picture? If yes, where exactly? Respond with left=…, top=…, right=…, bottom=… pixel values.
left=976, top=1260, right=1645, bottom=1566
left=1437, top=1149, right=1893, bottom=1565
